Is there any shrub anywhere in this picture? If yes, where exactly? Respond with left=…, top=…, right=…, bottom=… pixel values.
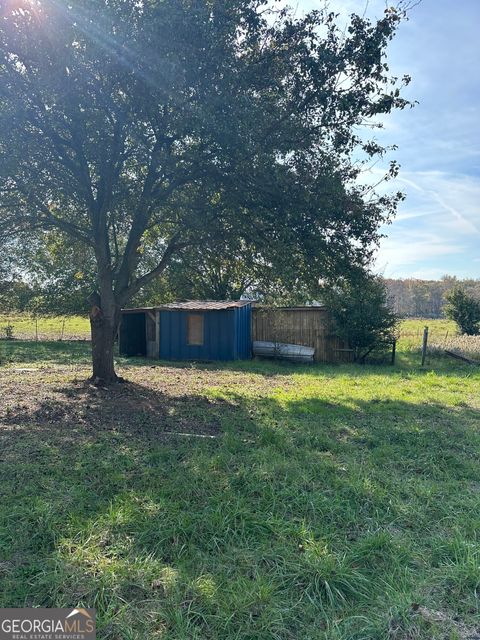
left=444, top=287, right=480, bottom=335
left=323, top=275, right=398, bottom=362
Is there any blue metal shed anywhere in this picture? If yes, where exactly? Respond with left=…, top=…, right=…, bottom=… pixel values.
left=119, top=300, right=252, bottom=361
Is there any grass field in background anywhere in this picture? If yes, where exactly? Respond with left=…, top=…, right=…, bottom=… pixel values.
left=0, top=323, right=479, bottom=639
left=398, top=318, right=456, bottom=349
left=0, top=313, right=90, bottom=340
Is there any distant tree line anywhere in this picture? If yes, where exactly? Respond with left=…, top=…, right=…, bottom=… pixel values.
left=384, top=277, right=480, bottom=318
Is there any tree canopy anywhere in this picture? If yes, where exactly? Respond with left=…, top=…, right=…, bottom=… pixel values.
left=0, top=0, right=413, bottom=381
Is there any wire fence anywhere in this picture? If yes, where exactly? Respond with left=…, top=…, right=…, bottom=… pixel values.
left=0, top=315, right=90, bottom=341
left=397, top=319, right=455, bottom=350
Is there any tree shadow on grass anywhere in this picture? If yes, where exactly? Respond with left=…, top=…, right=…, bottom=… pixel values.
left=0, top=380, right=227, bottom=448
left=2, top=340, right=477, bottom=379
left=115, top=347, right=480, bottom=381
left=0, top=339, right=91, bottom=366
left=0, top=379, right=479, bottom=638
left=186, top=354, right=478, bottom=379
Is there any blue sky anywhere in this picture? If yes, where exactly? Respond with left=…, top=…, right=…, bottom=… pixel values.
left=296, top=0, right=480, bottom=280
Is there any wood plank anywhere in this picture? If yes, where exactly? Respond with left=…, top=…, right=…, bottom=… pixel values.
left=146, top=312, right=157, bottom=358
left=251, top=307, right=349, bottom=363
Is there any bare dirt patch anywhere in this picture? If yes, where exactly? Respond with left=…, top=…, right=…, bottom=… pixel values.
left=0, top=365, right=256, bottom=455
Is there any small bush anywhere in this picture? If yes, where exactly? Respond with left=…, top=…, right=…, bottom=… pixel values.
left=323, top=274, right=398, bottom=362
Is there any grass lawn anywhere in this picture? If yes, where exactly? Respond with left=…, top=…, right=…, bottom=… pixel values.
left=0, top=323, right=479, bottom=639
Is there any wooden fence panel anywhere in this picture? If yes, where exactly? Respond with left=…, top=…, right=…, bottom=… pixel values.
left=252, top=308, right=353, bottom=363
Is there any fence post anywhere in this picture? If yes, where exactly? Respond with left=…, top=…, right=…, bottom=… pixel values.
left=421, top=326, right=428, bottom=366
left=391, top=339, right=396, bottom=365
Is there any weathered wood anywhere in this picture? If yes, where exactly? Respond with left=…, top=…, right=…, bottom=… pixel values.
left=252, top=307, right=352, bottom=363
left=146, top=312, right=158, bottom=358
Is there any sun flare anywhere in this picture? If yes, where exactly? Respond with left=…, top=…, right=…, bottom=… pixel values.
left=6, top=0, right=42, bottom=16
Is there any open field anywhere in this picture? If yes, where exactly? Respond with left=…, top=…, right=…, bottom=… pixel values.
left=0, top=326, right=479, bottom=639
left=0, top=313, right=90, bottom=341
left=396, top=318, right=457, bottom=350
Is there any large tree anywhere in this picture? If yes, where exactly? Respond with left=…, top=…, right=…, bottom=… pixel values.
left=0, top=0, right=412, bottom=382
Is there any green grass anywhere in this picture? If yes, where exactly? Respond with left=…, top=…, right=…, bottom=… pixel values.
left=398, top=318, right=457, bottom=350
left=0, top=321, right=479, bottom=639
left=0, top=339, right=92, bottom=365
left=0, top=313, right=90, bottom=340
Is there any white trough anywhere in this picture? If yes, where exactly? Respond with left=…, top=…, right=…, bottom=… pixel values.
left=253, top=340, right=315, bottom=362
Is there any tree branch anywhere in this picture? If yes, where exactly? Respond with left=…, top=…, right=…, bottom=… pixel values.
left=12, top=179, right=93, bottom=245
left=121, top=237, right=190, bottom=302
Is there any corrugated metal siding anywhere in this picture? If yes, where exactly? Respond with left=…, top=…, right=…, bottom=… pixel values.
left=121, top=303, right=252, bottom=361
left=119, top=312, right=147, bottom=356
left=159, top=309, right=240, bottom=361
left=252, top=308, right=353, bottom=363
left=234, top=304, right=252, bottom=359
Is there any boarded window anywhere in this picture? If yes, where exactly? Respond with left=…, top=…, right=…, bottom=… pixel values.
left=187, top=314, right=204, bottom=345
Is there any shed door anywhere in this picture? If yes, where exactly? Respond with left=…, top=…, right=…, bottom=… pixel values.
left=146, top=311, right=158, bottom=358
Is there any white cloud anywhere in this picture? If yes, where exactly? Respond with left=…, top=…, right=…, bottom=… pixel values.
left=372, top=169, right=480, bottom=277
left=374, top=237, right=466, bottom=278
left=376, top=230, right=464, bottom=266
left=395, top=172, right=480, bottom=237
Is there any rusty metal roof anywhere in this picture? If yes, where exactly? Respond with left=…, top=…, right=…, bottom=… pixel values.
left=122, top=300, right=252, bottom=313
left=158, top=300, right=252, bottom=311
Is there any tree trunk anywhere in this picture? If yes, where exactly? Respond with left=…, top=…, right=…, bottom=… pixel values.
left=89, top=293, right=121, bottom=384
